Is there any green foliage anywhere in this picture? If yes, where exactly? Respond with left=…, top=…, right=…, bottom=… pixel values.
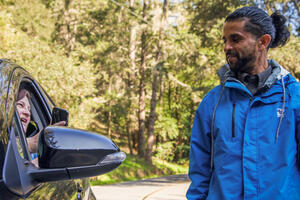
left=90, top=154, right=188, bottom=185
left=0, top=0, right=96, bottom=130
left=155, top=114, right=179, bottom=140
left=155, top=141, right=176, bottom=161
left=185, top=0, right=243, bottom=46
left=269, top=35, right=300, bottom=80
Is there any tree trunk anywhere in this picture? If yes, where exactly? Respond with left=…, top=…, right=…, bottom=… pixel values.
left=145, top=0, right=168, bottom=163
left=159, top=74, right=164, bottom=106
left=107, top=73, right=112, bottom=138
left=138, top=0, right=147, bottom=157
left=138, top=45, right=146, bottom=157
left=126, top=122, right=133, bottom=154
left=168, top=80, right=171, bottom=110
left=54, top=0, right=77, bottom=57
left=145, top=68, right=159, bottom=163
left=126, top=0, right=137, bottom=155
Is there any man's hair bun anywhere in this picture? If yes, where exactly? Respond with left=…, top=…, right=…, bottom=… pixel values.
left=270, top=12, right=290, bottom=48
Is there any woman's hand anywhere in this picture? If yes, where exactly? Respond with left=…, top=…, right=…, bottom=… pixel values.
left=53, top=121, right=66, bottom=126
left=27, top=121, right=67, bottom=153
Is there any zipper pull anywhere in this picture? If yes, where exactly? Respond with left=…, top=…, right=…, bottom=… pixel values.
left=232, top=103, right=236, bottom=138
left=249, top=97, right=253, bottom=105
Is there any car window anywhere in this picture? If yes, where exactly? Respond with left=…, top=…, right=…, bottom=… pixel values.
left=38, top=82, right=55, bottom=111
left=12, top=113, right=31, bottom=160
left=14, top=79, right=52, bottom=167
left=0, top=142, right=4, bottom=179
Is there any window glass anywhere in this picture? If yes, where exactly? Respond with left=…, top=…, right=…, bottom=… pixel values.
left=0, top=141, right=4, bottom=179
left=12, top=114, right=30, bottom=160
left=14, top=80, right=51, bottom=167
left=38, top=83, right=55, bottom=111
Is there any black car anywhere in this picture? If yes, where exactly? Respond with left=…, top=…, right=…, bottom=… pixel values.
left=0, top=59, right=126, bottom=199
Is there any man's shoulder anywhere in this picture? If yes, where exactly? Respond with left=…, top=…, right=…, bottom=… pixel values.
left=286, top=74, right=300, bottom=92
left=285, top=74, right=300, bottom=103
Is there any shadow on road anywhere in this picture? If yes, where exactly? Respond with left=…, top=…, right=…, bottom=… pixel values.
left=113, top=174, right=189, bottom=187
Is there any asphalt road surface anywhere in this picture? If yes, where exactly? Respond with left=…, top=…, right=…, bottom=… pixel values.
left=91, top=174, right=190, bottom=200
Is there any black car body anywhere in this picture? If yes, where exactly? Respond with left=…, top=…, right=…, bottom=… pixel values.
left=0, top=59, right=125, bottom=199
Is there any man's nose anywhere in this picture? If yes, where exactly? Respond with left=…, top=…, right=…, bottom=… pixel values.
left=224, top=41, right=233, bottom=52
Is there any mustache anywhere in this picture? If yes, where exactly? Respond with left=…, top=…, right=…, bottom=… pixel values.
left=226, top=51, right=238, bottom=57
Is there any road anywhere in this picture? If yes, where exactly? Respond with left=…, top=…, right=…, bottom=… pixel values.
left=91, top=174, right=190, bottom=200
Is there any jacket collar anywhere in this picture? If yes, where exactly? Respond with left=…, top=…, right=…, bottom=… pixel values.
left=217, top=60, right=290, bottom=92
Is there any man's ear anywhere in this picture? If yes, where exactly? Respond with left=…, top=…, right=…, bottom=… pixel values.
left=258, top=34, right=271, bottom=50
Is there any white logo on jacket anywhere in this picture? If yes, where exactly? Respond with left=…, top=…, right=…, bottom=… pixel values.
left=277, top=108, right=284, bottom=117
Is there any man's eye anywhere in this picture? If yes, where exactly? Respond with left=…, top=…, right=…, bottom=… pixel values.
left=231, top=37, right=241, bottom=43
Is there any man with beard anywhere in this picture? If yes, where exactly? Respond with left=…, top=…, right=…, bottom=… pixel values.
left=186, top=6, right=300, bottom=200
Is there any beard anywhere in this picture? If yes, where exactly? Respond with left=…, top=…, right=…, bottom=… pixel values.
left=226, top=50, right=256, bottom=74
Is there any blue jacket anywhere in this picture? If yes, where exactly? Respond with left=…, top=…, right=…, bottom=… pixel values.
left=187, top=60, right=300, bottom=200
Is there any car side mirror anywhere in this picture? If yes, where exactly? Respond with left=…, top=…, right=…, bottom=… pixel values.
left=29, top=126, right=126, bottom=182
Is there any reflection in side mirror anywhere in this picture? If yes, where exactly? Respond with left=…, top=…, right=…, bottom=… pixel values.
left=51, top=107, right=69, bottom=126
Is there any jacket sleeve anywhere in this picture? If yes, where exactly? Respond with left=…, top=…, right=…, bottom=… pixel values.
left=297, top=110, right=300, bottom=163
left=186, top=98, right=213, bottom=200
left=295, top=88, right=300, bottom=163
left=291, top=82, right=300, bottom=163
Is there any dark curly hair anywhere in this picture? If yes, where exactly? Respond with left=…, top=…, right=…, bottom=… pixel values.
left=225, top=6, right=290, bottom=48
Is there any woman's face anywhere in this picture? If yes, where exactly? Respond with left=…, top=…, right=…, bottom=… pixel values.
left=16, top=91, right=31, bottom=132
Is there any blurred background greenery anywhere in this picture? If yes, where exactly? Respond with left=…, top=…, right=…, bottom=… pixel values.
left=0, top=0, right=299, bottom=184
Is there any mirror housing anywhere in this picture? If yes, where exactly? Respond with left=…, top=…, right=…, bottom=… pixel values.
left=38, top=126, right=121, bottom=168
left=30, top=126, right=126, bottom=182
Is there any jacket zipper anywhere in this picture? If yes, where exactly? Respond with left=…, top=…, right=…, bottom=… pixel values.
left=232, top=103, right=236, bottom=138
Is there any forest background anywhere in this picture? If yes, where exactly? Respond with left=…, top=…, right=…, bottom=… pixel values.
left=0, top=0, right=299, bottom=184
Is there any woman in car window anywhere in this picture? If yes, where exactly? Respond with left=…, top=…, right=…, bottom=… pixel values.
left=16, top=89, right=31, bottom=135
left=16, top=88, right=66, bottom=167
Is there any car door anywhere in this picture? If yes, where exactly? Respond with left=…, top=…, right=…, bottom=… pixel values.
left=22, top=79, right=92, bottom=200
left=4, top=67, right=89, bottom=200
